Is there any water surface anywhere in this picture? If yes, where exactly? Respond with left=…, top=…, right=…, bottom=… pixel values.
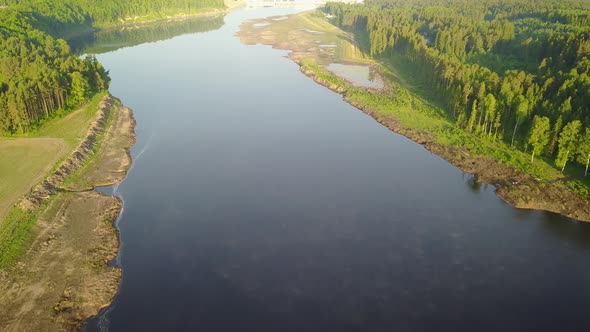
left=69, top=15, right=224, bottom=54
left=85, top=7, right=590, bottom=332
left=327, top=63, right=384, bottom=89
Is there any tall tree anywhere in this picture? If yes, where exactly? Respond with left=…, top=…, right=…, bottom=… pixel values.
left=511, top=95, right=529, bottom=146
left=467, top=99, right=478, bottom=133
left=576, top=127, right=590, bottom=176
left=547, top=116, right=563, bottom=156
left=528, top=115, right=551, bottom=163
left=556, top=120, right=582, bottom=172
left=69, top=71, right=90, bottom=106
left=482, top=93, right=497, bottom=136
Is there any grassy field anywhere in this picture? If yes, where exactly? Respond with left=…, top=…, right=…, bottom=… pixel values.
left=0, top=93, right=106, bottom=222
left=0, top=139, right=65, bottom=219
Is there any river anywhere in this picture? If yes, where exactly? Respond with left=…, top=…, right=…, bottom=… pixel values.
left=84, top=6, right=590, bottom=332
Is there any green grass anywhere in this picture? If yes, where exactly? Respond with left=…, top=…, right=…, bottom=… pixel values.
left=0, top=207, right=40, bottom=268
left=0, top=138, right=65, bottom=219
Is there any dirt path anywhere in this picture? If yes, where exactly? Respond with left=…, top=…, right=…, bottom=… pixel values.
left=0, top=96, right=136, bottom=331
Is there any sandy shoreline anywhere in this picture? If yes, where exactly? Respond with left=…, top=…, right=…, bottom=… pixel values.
left=0, top=95, right=136, bottom=331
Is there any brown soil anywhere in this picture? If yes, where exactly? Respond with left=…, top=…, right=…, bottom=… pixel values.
left=0, top=95, right=136, bottom=331
left=239, top=15, right=590, bottom=223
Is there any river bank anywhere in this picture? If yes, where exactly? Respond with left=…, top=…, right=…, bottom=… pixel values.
left=0, top=95, right=136, bottom=331
left=238, top=12, right=590, bottom=222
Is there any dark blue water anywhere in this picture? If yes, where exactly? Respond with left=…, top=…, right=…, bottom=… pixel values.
left=85, top=7, right=590, bottom=332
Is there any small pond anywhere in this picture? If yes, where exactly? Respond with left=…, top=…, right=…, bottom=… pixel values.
left=327, top=63, right=384, bottom=89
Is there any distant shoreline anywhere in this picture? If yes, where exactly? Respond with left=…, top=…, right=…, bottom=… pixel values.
left=62, top=2, right=244, bottom=42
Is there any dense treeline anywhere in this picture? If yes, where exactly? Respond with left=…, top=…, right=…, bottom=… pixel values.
left=0, top=9, right=109, bottom=133
left=1, top=0, right=224, bottom=34
left=0, top=0, right=225, bottom=133
left=325, top=0, right=590, bottom=173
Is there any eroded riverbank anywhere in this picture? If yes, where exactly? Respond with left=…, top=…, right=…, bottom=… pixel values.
left=238, top=12, right=590, bottom=223
left=0, top=95, right=136, bottom=331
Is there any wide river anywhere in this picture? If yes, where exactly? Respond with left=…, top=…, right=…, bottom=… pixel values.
left=85, top=6, right=590, bottom=332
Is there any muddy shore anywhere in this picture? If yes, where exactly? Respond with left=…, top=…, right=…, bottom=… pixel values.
left=239, top=16, right=590, bottom=223
left=0, top=95, right=136, bottom=331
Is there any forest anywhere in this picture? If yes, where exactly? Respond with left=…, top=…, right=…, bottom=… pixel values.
left=324, top=0, right=590, bottom=174
left=0, top=0, right=224, bottom=134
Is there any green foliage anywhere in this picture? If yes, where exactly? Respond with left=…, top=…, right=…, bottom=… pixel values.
left=567, top=179, right=590, bottom=199
left=70, top=71, right=90, bottom=106
left=0, top=9, right=109, bottom=133
left=576, top=127, right=590, bottom=175
left=556, top=120, right=582, bottom=171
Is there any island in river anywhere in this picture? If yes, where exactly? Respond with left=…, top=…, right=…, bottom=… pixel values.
left=237, top=10, right=590, bottom=222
